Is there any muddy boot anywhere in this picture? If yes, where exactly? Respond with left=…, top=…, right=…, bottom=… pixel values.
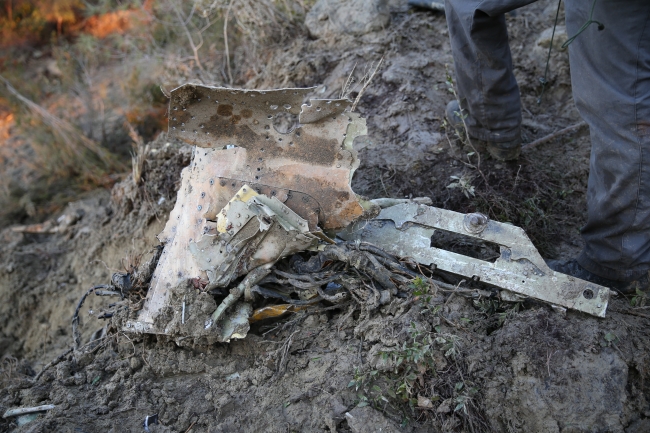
left=547, top=259, right=649, bottom=295
left=445, top=100, right=521, bottom=161
left=487, top=138, right=522, bottom=161
left=408, top=0, right=444, bottom=12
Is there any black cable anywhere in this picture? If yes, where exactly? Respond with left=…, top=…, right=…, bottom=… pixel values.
left=537, top=0, right=604, bottom=105
left=562, top=0, right=604, bottom=49
left=537, top=0, right=563, bottom=104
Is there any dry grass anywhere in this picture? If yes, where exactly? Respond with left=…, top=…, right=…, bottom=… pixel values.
left=351, top=57, right=384, bottom=111
left=125, top=121, right=148, bottom=185
left=0, top=74, right=125, bottom=182
left=0, top=0, right=309, bottom=227
left=152, top=0, right=307, bottom=84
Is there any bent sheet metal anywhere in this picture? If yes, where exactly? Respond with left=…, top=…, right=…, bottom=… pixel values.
left=340, top=203, right=610, bottom=317
left=125, top=86, right=372, bottom=339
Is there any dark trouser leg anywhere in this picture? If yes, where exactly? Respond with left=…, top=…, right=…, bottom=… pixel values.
left=444, top=0, right=536, bottom=142
left=566, top=0, right=650, bottom=281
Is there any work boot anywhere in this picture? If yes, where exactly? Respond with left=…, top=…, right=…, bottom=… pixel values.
left=547, top=259, right=649, bottom=295
left=445, top=100, right=521, bottom=161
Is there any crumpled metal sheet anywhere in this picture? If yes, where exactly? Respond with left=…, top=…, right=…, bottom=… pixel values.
left=128, top=86, right=372, bottom=332
left=341, top=203, right=610, bottom=317
left=188, top=185, right=319, bottom=289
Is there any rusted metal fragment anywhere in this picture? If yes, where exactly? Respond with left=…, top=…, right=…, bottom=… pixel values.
left=127, top=87, right=373, bottom=333
left=340, top=203, right=610, bottom=318
left=167, top=85, right=368, bottom=230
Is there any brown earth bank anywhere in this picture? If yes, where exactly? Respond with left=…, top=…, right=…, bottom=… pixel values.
left=2, top=1, right=649, bottom=432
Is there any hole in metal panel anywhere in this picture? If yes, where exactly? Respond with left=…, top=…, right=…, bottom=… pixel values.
left=272, top=112, right=299, bottom=134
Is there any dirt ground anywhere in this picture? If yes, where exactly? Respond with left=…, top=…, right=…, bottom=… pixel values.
left=2, top=1, right=650, bottom=432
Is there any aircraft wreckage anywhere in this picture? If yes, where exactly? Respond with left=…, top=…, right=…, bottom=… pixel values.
left=118, top=85, right=609, bottom=343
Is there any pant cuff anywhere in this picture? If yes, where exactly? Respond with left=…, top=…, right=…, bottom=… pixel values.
left=577, top=251, right=648, bottom=282
left=466, top=125, right=521, bottom=144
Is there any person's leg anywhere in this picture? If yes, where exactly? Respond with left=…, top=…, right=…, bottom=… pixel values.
left=444, top=0, right=536, bottom=143
left=563, top=0, right=650, bottom=283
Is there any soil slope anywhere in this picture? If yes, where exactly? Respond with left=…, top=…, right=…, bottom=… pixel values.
left=2, top=1, right=650, bottom=432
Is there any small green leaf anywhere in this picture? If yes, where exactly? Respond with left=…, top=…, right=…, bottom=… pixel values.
left=604, top=332, right=617, bottom=342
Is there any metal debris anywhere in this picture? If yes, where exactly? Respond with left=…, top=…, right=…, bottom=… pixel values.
left=3, top=404, right=56, bottom=419
left=126, top=86, right=376, bottom=337
left=189, top=185, right=319, bottom=292
left=340, top=203, right=610, bottom=317
left=121, top=85, right=609, bottom=342
left=143, top=413, right=159, bottom=433
left=217, top=302, right=253, bottom=342
left=249, top=304, right=309, bottom=323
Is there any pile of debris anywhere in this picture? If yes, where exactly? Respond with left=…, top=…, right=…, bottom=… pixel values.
left=80, top=86, right=609, bottom=346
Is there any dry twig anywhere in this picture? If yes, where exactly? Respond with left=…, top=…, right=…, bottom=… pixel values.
left=170, top=0, right=205, bottom=72
left=34, top=348, right=74, bottom=381
left=522, top=121, right=587, bottom=150
left=224, top=0, right=235, bottom=84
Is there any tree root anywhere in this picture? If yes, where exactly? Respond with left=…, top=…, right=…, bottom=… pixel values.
left=72, top=285, right=112, bottom=351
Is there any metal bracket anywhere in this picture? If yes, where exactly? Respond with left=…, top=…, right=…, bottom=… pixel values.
left=340, top=203, right=610, bottom=317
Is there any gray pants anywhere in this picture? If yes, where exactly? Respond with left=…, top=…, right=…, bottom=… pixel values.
left=445, top=0, right=650, bottom=281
